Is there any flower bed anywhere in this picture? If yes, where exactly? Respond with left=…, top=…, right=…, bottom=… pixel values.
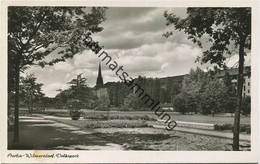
left=83, top=113, right=156, bottom=121
left=49, top=118, right=151, bottom=129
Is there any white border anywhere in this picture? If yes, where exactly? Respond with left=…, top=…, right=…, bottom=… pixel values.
left=0, top=0, right=259, bottom=163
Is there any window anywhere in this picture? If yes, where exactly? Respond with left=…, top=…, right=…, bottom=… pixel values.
left=248, top=81, right=250, bottom=86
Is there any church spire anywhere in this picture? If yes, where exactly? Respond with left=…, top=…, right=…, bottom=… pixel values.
left=96, top=62, right=103, bottom=89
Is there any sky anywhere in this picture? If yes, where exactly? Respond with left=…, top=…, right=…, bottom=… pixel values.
left=25, top=7, right=250, bottom=98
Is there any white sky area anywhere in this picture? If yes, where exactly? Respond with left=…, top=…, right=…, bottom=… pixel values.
left=25, top=7, right=251, bottom=97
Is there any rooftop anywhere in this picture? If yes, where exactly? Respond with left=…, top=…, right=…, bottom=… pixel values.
left=215, top=66, right=251, bottom=78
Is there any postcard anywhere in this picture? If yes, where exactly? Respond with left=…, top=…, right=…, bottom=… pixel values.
left=0, top=0, right=259, bottom=163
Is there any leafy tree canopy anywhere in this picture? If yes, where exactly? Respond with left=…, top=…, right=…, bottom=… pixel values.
left=8, top=7, right=107, bottom=69
left=164, top=8, right=251, bottom=67
left=19, top=74, right=45, bottom=112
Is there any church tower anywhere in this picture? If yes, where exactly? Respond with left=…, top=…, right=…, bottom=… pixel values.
left=96, top=62, right=104, bottom=89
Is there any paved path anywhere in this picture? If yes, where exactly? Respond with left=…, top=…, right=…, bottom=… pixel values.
left=152, top=125, right=250, bottom=141
left=175, top=127, right=250, bottom=141
left=8, top=115, right=123, bottom=150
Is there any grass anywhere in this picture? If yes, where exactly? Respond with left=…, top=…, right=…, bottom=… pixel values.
left=15, top=107, right=251, bottom=125
left=49, top=118, right=151, bottom=129
left=40, top=108, right=250, bottom=131
left=170, top=114, right=250, bottom=125
left=81, top=110, right=250, bottom=125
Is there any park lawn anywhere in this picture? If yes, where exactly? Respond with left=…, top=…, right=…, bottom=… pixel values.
left=169, top=113, right=250, bottom=125
left=43, top=108, right=250, bottom=127
left=44, top=110, right=250, bottom=133
left=81, top=110, right=250, bottom=125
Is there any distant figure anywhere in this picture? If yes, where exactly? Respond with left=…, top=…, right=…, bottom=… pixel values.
left=211, top=110, right=215, bottom=117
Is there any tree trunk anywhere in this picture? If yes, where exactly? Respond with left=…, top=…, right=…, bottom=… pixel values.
left=13, top=58, right=20, bottom=144
left=29, top=94, right=33, bottom=113
left=31, top=95, right=34, bottom=113
left=233, top=39, right=245, bottom=151
left=8, top=93, right=11, bottom=118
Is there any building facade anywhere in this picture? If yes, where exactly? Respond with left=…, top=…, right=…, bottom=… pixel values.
left=216, top=66, right=251, bottom=97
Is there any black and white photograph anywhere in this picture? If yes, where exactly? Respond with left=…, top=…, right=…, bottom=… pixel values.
left=6, top=6, right=254, bottom=152
left=1, top=0, right=260, bottom=162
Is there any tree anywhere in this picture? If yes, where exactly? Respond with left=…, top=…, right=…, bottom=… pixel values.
left=200, top=79, right=228, bottom=115
left=96, top=94, right=110, bottom=110
left=222, top=72, right=237, bottom=113
left=173, top=92, right=191, bottom=114
left=168, top=80, right=181, bottom=103
left=123, top=93, right=140, bottom=110
left=153, top=78, right=161, bottom=102
left=179, top=68, right=210, bottom=114
left=8, top=7, right=106, bottom=143
left=67, top=74, right=96, bottom=107
left=20, top=74, right=44, bottom=113
left=173, top=67, right=237, bottom=115
left=164, top=8, right=251, bottom=150
left=55, top=74, right=97, bottom=109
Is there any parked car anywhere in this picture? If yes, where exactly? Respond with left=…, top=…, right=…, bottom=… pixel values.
left=67, top=99, right=81, bottom=120
left=70, top=109, right=81, bottom=120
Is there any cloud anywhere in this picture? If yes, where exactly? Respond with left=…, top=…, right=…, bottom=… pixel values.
left=73, top=50, right=99, bottom=70
left=94, top=7, right=191, bottom=50
left=53, top=62, right=73, bottom=71
left=106, top=41, right=202, bottom=78
left=42, top=83, right=69, bottom=98
left=24, top=7, right=216, bottom=98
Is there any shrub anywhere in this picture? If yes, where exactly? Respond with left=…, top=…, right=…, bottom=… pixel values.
left=214, top=123, right=250, bottom=133
left=173, top=93, right=189, bottom=114
left=82, top=112, right=156, bottom=121
left=83, top=120, right=149, bottom=128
